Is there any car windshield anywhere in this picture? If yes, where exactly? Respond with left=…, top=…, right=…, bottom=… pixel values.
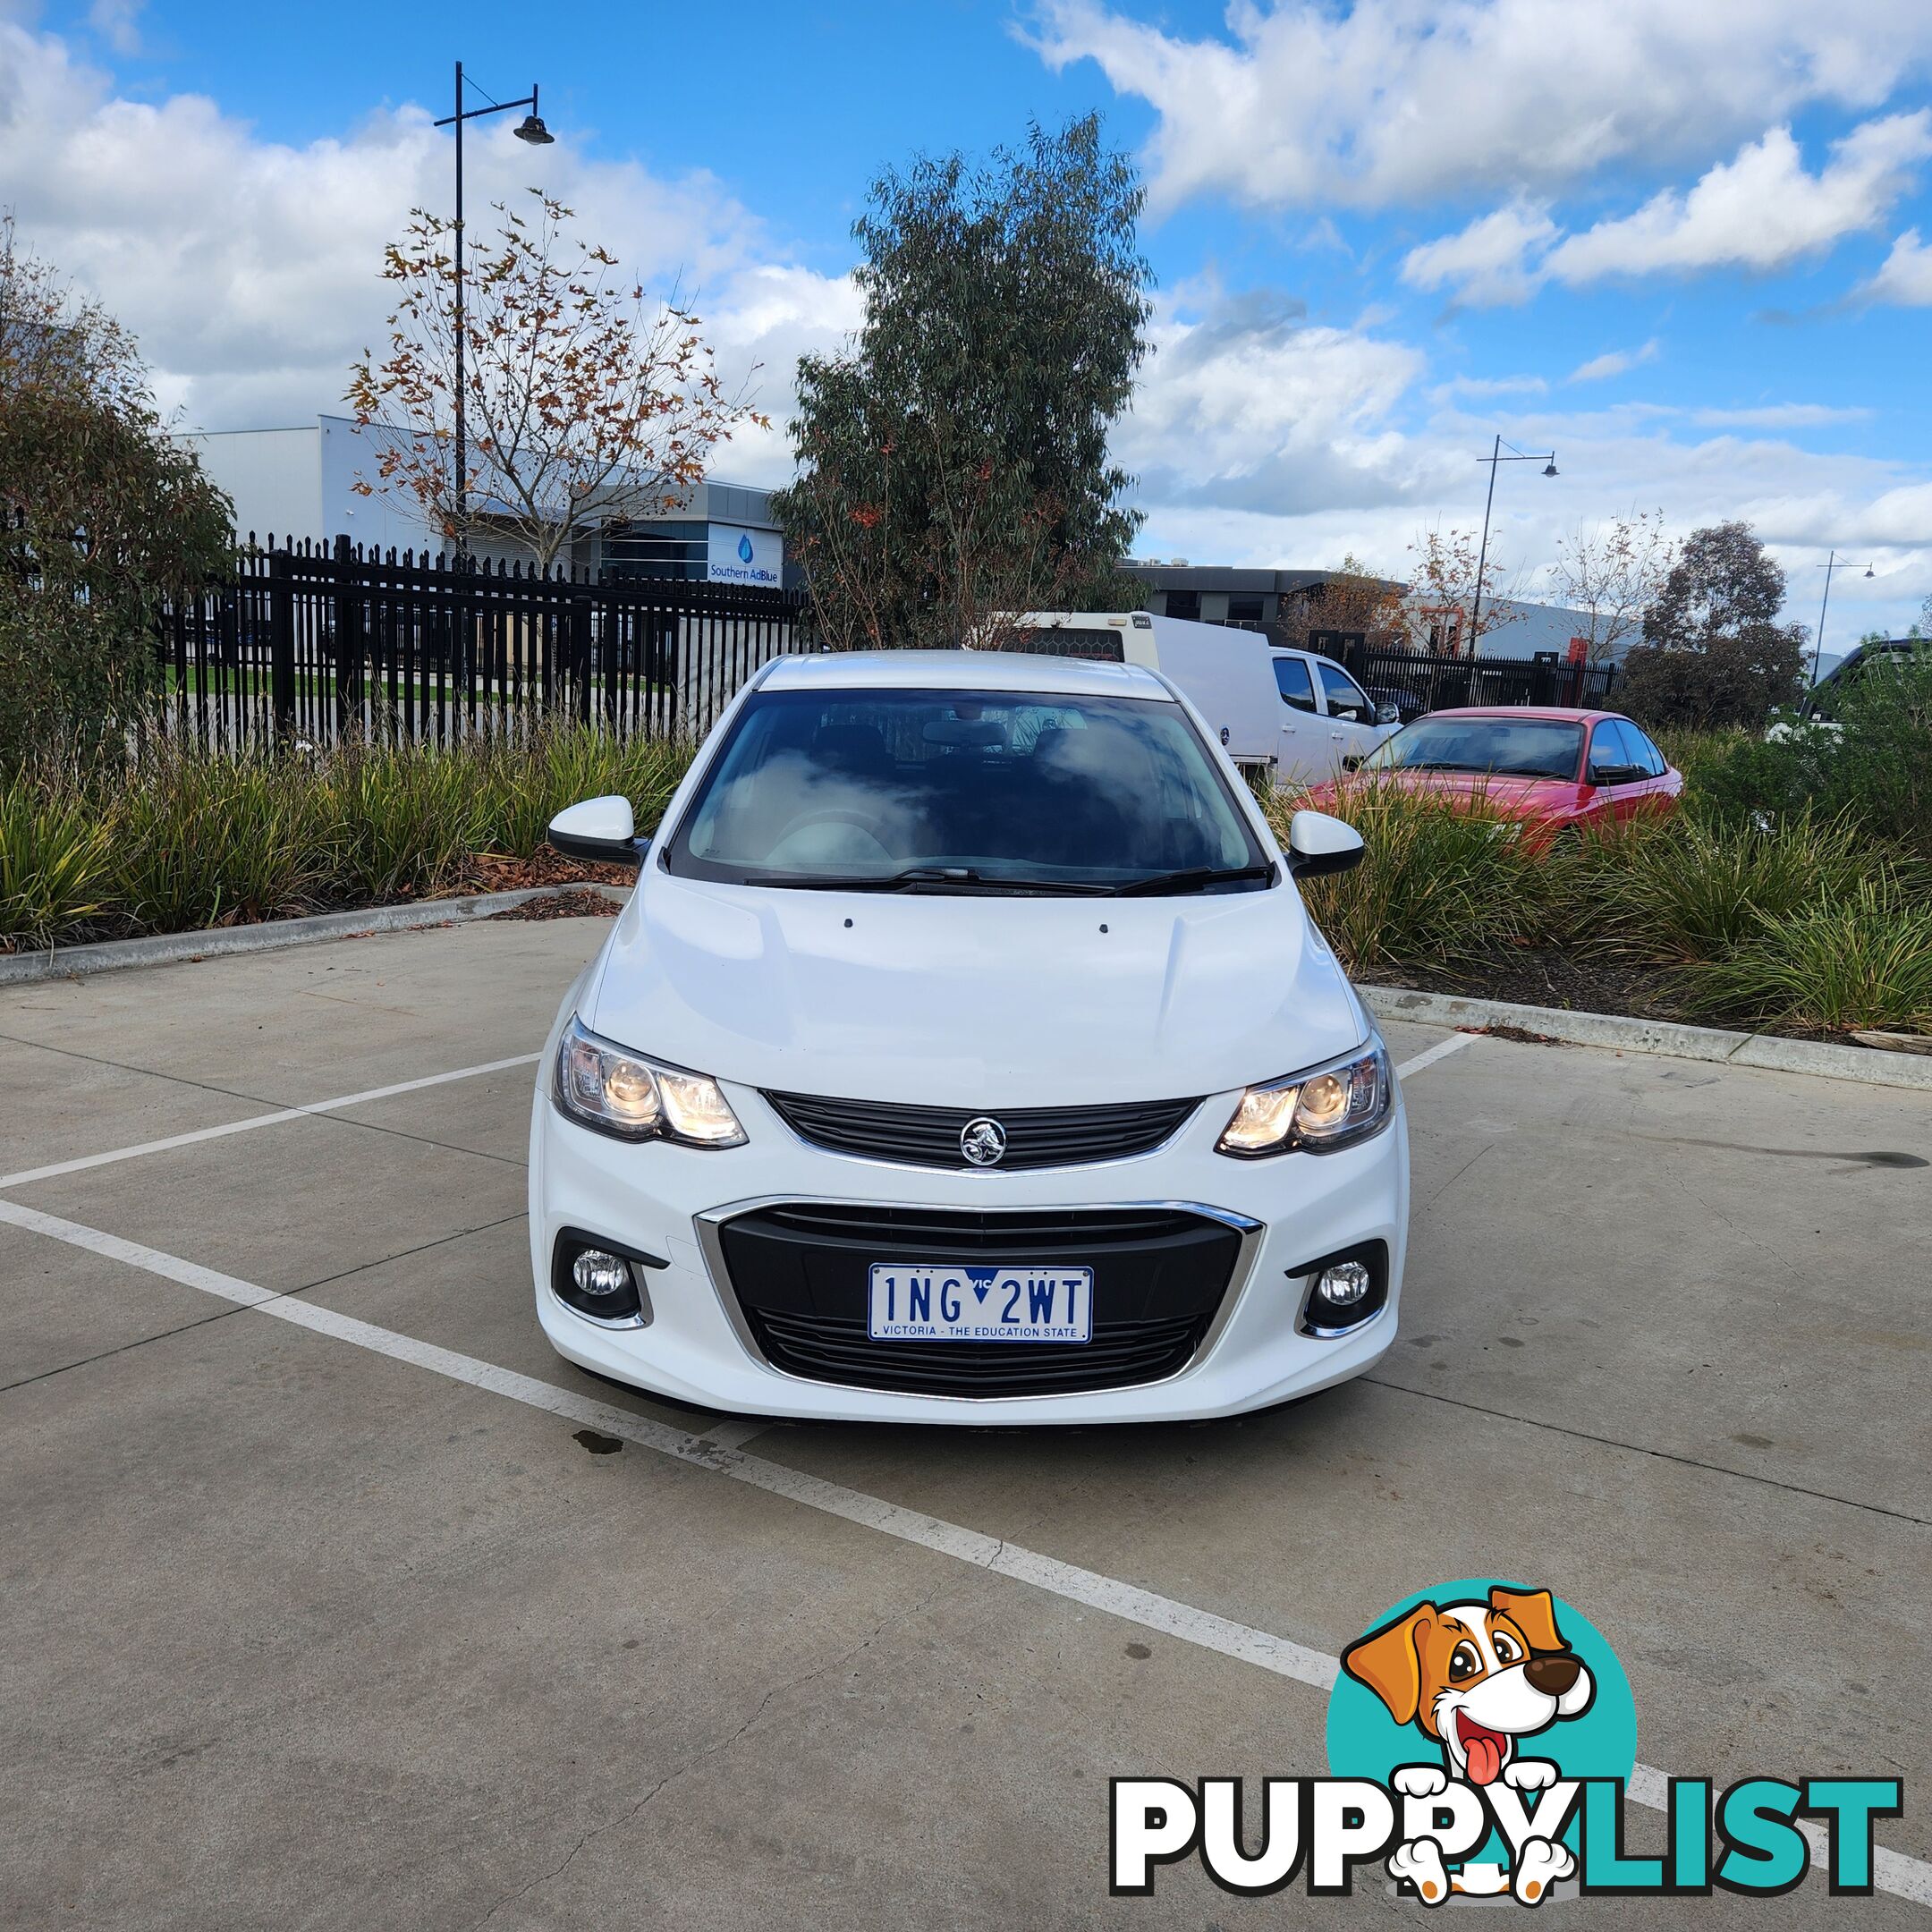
left=1360, top=716, right=1584, bottom=781
left=663, top=687, right=1269, bottom=893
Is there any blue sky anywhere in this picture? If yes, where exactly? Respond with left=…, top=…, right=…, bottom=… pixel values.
left=8, top=0, right=1932, bottom=638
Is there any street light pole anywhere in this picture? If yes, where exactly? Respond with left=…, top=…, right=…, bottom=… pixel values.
left=1811, top=550, right=1876, bottom=690
left=434, top=65, right=553, bottom=562
left=1468, top=436, right=1557, bottom=652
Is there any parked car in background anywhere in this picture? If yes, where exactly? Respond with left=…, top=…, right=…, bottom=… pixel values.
left=533, top=650, right=1407, bottom=1425
left=1798, top=636, right=1929, bottom=726
left=1302, top=707, right=1682, bottom=851
left=999, top=611, right=1402, bottom=787
left=1364, top=683, right=1428, bottom=725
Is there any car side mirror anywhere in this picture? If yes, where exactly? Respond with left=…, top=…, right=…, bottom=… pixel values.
left=1342, top=753, right=1364, bottom=773
left=1375, top=701, right=1401, bottom=725
left=1286, top=808, right=1365, bottom=879
left=548, top=794, right=648, bottom=869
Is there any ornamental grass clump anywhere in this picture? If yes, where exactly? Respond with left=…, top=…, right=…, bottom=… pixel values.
left=111, top=741, right=336, bottom=932
left=1689, top=877, right=1932, bottom=1033
left=1270, top=779, right=1553, bottom=973
left=1558, top=808, right=1872, bottom=964
left=0, top=767, right=115, bottom=947
left=472, top=725, right=694, bottom=858
left=321, top=739, right=487, bottom=902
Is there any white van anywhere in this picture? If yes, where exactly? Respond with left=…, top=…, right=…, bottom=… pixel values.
left=998, top=611, right=1400, bottom=787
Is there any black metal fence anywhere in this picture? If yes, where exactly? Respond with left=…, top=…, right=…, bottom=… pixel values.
left=156, top=535, right=817, bottom=748
left=1337, top=641, right=1617, bottom=722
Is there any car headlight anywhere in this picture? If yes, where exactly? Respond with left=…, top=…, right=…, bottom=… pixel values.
left=1216, top=1040, right=1393, bottom=1157
left=554, top=1015, right=747, bottom=1148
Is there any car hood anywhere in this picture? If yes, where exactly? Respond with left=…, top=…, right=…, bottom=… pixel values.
left=587, top=869, right=1367, bottom=1106
left=1344, top=769, right=1571, bottom=812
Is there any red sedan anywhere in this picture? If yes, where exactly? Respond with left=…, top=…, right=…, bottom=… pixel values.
left=1301, top=707, right=1682, bottom=851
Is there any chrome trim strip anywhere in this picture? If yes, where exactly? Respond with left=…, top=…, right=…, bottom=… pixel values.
left=541, top=1279, right=652, bottom=1332
left=691, top=1195, right=1265, bottom=1405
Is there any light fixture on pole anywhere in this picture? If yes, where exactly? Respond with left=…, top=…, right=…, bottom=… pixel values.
left=1811, top=550, right=1876, bottom=689
left=434, top=64, right=553, bottom=560
left=1469, top=436, right=1557, bottom=650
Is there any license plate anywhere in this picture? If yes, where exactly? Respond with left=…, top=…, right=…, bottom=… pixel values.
left=867, top=1263, right=1092, bottom=1343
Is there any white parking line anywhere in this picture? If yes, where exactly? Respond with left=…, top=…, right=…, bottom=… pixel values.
left=0, top=1192, right=1922, bottom=1906
left=1394, top=1030, right=1479, bottom=1080
left=0, top=1053, right=541, bottom=1191
left=694, top=1418, right=771, bottom=1452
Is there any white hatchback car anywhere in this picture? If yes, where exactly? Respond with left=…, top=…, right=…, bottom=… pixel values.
left=530, top=651, right=1408, bottom=1425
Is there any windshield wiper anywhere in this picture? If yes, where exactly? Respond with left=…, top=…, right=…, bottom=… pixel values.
left=738, top=865, right=1112, bottom=895
left=885, top=867, right=1114, bottom=894
left=1106, top=863, right=1276, bottom=897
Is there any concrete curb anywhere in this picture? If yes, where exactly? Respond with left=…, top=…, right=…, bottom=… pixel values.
left=0, top=884, right=631, bottom=987
left=1361, top=983, right=1932, bottom=1093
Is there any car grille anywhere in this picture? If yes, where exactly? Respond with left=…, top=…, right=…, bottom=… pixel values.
left=715, top=1202, right=1246, bottom=1399
left=760, top=1091, right=1199, bottom=1170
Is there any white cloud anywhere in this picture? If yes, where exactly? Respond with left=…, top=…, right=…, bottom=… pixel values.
left=86, top=0, right=144, bottom=55
left=1115, top=289, right=1440, bottom=519
left=1859, top=225, right=1932, bottom=302
left=1096, top=294, right=1931, bottom=636
left=1401, top=202, right=1557, bottom=308
left=1401, top=115, right=1931, bottom=305
left=1688, top=402, right=1872, bottom=428
left=1122, top=375, right=1932, bottom=639
left=1028, top=0, right=1932, bottom=213
left=1545, top=114, right=1931, bottom=283
left=0, top=17, right=850, bottom=484
left=1430, top=375, right=1550, bottom=402
left=1569, top=341, right=1661, bottom=383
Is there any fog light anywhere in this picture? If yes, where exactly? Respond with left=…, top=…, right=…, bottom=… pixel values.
left=572, top=1250, right=631, bottom=1299
left=1316, top=1259, right=1371, bottom=1307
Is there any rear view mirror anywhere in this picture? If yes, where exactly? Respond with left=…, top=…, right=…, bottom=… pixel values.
left=1286, top=809, right=1365, bottom=879
left=1375, top=701, right=1402, bottom=725
left=548, top=794, right=647, bottom=869
left=1342, top=754, right=1364, bottom=773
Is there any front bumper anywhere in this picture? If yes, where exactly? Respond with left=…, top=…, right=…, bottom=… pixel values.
left=528, top=1074, right=1409, bottom=1425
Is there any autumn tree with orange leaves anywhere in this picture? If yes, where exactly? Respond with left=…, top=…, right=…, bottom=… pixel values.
left=346, top=192, right=765, bottom=576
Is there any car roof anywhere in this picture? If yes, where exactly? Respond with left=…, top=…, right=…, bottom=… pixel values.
left=1418, top=706, right=1623, bottom=724
left=758, top=650, right=1172, bottom=699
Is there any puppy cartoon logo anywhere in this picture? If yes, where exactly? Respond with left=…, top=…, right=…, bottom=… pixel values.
left=1340, top=1584, right=1599, bottom=1902
left=1344, top=1585, right=1595, bottom=1788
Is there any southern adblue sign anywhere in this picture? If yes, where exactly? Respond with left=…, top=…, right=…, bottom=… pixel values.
left=706, top=524, right=783, bottom=588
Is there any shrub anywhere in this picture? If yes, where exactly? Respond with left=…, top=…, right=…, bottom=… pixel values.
left=1617, top=623, right=1807, bottom=732
left=1687, top=648, right=1932, bottom=856
left=0, top=219, right=232, bottom=771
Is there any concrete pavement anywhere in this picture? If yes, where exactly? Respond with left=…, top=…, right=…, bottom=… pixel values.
left=2, top=918, right=1927, bottom=1928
